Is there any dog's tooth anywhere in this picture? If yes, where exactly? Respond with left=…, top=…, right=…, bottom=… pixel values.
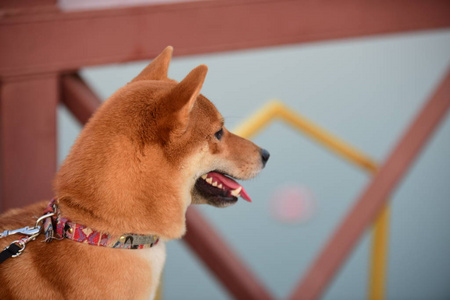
left=231, top=186, right=242, bottom=197
left=218, top=184, right=223, bottom=189
left=206, top=177, right=213, bottom=184
left=201, top=174, right=207, bottom=180
left=212, top=181, right=218, bottom=187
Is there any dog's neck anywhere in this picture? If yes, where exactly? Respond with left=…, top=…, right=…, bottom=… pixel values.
left=55, top=192, right=187, bottom=240
left=44, top=199, right=161, bottom=249
left=54, top=134, right=189, bottom=241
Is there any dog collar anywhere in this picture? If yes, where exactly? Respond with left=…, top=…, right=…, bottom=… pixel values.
left=43, top=199, right=159, bottom=249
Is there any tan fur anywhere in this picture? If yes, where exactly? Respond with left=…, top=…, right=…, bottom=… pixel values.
left=0, top=46, right=267, bottom=299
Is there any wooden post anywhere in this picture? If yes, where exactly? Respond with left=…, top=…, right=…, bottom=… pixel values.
left=0, top=75, right=58, bottom=212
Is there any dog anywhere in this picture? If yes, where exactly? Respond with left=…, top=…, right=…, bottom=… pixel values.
left=0, top=46, right=269, bottom=299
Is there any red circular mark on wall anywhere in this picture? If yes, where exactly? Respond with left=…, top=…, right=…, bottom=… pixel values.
left=270, top=184, right=315, bottom=224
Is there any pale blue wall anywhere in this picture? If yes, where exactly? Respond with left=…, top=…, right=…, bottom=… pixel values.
left=58, top=29, right=450, bottom=299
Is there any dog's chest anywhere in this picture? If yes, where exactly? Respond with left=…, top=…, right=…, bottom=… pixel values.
left=135, top=241, right=166, bottom=300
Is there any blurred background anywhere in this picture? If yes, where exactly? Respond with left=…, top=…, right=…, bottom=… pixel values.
left=1, top=1, right=450, bottom=299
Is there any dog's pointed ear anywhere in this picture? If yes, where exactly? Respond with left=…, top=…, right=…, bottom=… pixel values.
left=162, top=65, right=208, bottom=137
left=131, top=46, right=173, bottom=82
left=172, top=64, right=207, bottom=115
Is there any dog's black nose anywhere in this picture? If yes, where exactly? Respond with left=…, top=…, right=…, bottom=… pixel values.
left=260, top=148, right=270, bottom=167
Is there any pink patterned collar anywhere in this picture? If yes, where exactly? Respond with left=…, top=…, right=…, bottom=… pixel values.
left=43, top=199, right=159, bottom=249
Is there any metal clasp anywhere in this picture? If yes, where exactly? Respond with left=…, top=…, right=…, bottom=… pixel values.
left=0, top=211, right=56, bottom=261
left=0, top=226, right=40, bottom=239
left=0, top=212, right=55, bottom=239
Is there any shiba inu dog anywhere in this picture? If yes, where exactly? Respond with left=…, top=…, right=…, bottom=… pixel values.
left=0, top=46, right=269, bottom=299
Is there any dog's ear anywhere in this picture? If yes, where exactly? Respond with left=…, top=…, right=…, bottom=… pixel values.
left=171, top=64, right=207, bottom=115
left=131, top=46, right=173, bottom=82
left=162, top=64, right=208, bottom=137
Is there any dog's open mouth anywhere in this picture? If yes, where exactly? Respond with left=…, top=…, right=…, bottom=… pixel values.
left=194, top=171, right=251, bottom=206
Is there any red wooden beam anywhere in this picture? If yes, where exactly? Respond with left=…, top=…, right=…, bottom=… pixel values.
left=1, top=0, right=449, bottom=78
left=60, top=73, right=273, bottom=299
left=0, top=75, right=58, bottom=211
left=289, top=68, right=450, bottom=300
left=0, top=0, right=57, bottom=10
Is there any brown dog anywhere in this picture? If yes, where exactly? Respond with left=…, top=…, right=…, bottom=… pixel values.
left=0, top=46, right=269, bottom=299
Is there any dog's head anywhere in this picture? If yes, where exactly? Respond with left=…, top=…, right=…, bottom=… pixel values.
left=55, top=47, right=269, bottom=239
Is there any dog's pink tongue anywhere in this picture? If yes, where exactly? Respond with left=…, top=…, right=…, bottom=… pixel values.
left=208, top=172, right=252, bottom=202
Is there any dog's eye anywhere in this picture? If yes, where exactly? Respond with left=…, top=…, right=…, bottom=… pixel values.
left=214, top=128, right=224, bottom=140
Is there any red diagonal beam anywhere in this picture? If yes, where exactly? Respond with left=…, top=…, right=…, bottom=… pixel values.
left=289, top=68, right=450, bottom=300
left=184, top=208, right=274, bottom=300
left=61, top=73, right=103, bottom=124
left=60, top=73, right=274, bottom=300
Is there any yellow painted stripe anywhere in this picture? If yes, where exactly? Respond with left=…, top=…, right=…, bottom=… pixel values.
left=233, top=100, right=388, bottom=300
left=233, top=101, right=280, bottom=139
left=276, top=102, right=377, bottom=173
left=234, top=100, right=377, bottom=172
left=369, top=206, right=390, bottom=300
